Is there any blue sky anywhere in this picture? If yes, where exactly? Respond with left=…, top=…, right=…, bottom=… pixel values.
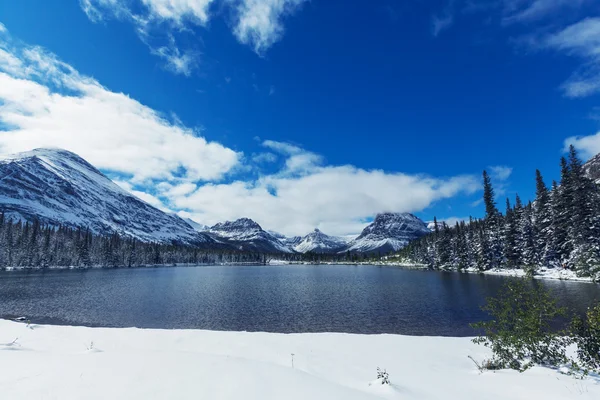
left=1, top=0, right=600, bottom=236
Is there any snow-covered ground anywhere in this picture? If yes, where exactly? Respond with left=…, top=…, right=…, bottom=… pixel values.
left=467, top=266, right=594, bottom=282
left=0, top=320, right=597, bottom=399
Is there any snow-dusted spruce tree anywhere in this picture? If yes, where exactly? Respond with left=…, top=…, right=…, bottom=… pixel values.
left=519, top=202, right=537, bottom=276
left=438, top=223, right=451, bottom=269
left=544, top=180, right=562, bottom=269
left=454, top=222, right=469, bottom=271
left=483, top=171, right=505, bottom=270
left=475, top=226, right=489, bottom=272
left=533, top=170, right=553, bottom=268
left=503, top=198, right=519, bottom=269
left=556, top=157, right=575, bottom=266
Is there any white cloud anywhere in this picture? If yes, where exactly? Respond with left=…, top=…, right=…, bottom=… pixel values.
left=489, top=165, right=513, bottom=181
left=262, top=139, right=323, bottom=174
left=166, top=142, right=481, bottom=236
left=487, top=165, right=512, bottom=198
left=230, top=0, right=308, bottom=55
left=263, top=139, right=303, bottom=155
left=139, top=0, right=214, bottom=24
left=564, top=131, right=600, bottom=159
left=0, top=23, right=6, bottom=33
left=0, top=26, right=239, bottom=184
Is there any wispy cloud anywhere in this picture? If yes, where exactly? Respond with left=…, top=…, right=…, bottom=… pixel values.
left=502, top=0, right=590, bottom=24
left=432, top=5, right=454, bottom=38
left=252, top=152, right=278, bottom=163
left=150, top=35, right=200, bottom=76
left=230, top=0, right=308, bottom=55
left=537, top=17, right=600, bottom=97
left=489, top=165, right=513, bottom=181
left=80, top=0, right=308, bottom=68
left=436, top=1, right=599, bottom=98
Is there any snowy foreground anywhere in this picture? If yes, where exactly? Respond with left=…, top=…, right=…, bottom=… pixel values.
left=1, top=320, right=598, bottom=399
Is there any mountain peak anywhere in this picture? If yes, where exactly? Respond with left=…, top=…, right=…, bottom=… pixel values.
left=210, top=218, right=262, bottom=232
left=346, top=212, right=429, bottom=254
left=0, top=148, right=210, bottom=244
left=293, top=228, right=347, bottom=254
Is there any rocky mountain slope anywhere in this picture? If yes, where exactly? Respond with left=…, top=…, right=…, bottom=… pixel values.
left=345, top=212, right=431, bottom=254
left=293, top=229, right=349, bottom=253
left=208, top=218, right=293, bottom=253
left=0, top=148, right=212, bottom=245
left=583, top=152, right=600, bottom=183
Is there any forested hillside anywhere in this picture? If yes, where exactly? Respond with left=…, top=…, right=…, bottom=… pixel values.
left=398, top=146, right=600, bottom=281
left=0, top=215, right=268, bottom=269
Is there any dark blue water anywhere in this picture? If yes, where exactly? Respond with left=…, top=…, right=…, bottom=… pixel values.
left=0, top=265, right=598, bottom=335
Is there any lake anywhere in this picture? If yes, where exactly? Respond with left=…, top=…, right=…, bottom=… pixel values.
left=0, top=265, right=598, bottom=336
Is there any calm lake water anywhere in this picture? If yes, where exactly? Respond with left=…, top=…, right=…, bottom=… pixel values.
left=0, top=265, right=598, bottom=336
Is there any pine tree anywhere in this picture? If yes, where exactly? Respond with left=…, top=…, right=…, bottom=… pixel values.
left=534, top=170, right=551, bottom=267
left=520, top=202, right=537, bottom=275
left=556, top=159, right=573, bottom=266
left=503, top=198, right=519, bottom=269
left=482, top=171, right=503, bottom=269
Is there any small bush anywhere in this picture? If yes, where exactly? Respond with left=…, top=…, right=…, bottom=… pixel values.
left=376, top=367, right=390, bottom=385
left=470, top=278, right=570, bottom=372
left=571, top=303, right=600, bottom=373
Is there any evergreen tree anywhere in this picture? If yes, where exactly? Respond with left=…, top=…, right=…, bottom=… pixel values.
left=503, top=198, right=519, bottom=269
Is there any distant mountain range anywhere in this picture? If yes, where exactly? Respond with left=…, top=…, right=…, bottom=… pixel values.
left=0, top=148, right=431, bottom=254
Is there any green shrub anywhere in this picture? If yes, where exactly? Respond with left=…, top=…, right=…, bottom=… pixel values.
left=571, top=303, right=600, bottom=373
left=471, top=279, right=570, bottom=372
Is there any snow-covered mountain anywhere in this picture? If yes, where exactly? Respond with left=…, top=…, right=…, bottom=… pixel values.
left=0, top=148, right=213, bottom=245
left=345, top=212, right=430, bottom=254
left=208, top=218, right=293, bottom=253
left=293, top=229, right=349, bottom=253
left=584, top=152, right=600, bottom=184
left=0, top=148, right=432, bottom=255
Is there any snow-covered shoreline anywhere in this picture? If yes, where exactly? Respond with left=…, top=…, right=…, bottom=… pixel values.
left=269, top=260, right=598, bottom=283
left=2, top=261, right=597, bottom=283
left=0, top=319, right=597, bottom=399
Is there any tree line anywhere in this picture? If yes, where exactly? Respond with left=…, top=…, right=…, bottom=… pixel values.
left=0, top=215, right=269, bottom=269
left=398, top=146, right=600, bottom=281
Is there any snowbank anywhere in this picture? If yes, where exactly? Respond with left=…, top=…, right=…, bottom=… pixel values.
left=0, top=320, right=597, bottom=399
